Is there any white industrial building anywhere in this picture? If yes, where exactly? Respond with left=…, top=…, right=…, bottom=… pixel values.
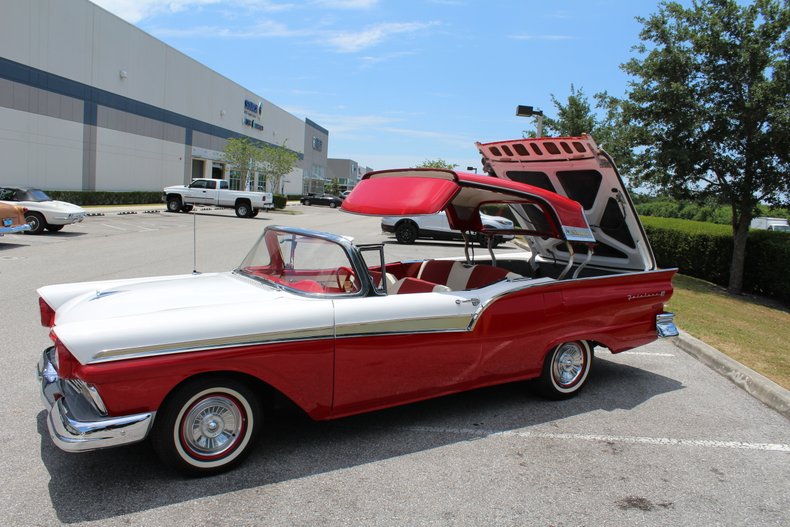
left=0, top=0, right=329, bottom=195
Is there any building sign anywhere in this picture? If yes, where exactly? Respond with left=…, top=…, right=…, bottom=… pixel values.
left=243, top=99, right=263, bottom=131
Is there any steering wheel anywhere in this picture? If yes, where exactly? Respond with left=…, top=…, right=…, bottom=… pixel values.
left=336, top=266, right=356, bottom=292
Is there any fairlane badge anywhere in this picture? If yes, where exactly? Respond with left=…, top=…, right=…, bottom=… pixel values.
left=627, top=291, right=666, bottom=301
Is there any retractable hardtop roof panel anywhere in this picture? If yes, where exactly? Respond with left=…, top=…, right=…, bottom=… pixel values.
left=341, top=168, right=595, bottom=244
left=476, top=135, right=656, bottom=272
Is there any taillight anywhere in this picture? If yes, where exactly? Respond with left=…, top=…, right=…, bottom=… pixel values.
left=51, top=334, right=76, bottom=378
left=39, top=297, right=56, bottom=327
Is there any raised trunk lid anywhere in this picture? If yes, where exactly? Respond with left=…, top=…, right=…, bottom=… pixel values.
left=476, top=135, right=656, bottom=272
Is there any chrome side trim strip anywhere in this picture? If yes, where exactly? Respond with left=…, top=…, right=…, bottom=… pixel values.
left=335, top=314, right=473, bottom=337
left=90, top=326, right=334, bottom=363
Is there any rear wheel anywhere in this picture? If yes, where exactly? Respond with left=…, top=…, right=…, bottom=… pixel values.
left=24, top=212, right=45, bottom=235
left=395, top=221, right=418, bottom=244
left=535, top=341, right=592, bottom=399
left=235, top=201, right=252, bottom=218
left=46, top=224, right=64, bottom=232
left=151, top=377, right=261, bottom=477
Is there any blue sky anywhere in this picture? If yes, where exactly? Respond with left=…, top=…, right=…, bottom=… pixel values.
left=91, top=0, right=666, bottom=172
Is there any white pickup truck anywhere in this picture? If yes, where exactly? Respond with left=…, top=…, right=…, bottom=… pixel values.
left=163, top=179, right=273, bottom=218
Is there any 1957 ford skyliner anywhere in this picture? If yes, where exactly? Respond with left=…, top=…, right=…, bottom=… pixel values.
left=36, top=135, right=678, bottom=476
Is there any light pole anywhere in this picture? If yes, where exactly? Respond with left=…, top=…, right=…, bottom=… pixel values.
left=466, top=166, right=478, bottom=173
left=516, top=105, right=544, bottom=137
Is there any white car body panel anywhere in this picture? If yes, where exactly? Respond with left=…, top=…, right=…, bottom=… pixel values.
left=39, top=273, right=335, bottom=365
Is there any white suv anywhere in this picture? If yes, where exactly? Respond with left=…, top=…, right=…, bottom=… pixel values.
left=382, top=211, right=515, bottom=247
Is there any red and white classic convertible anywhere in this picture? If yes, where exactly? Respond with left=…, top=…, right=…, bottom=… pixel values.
left=36, top=135, right=678, bottom=476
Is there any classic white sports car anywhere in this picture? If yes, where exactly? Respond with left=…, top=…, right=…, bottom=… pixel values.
left=0, top=187, right=86, bottom=234
left=36, top=135, right=678, bottom=476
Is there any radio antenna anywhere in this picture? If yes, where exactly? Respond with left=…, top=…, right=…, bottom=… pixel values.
left=192, top=209, right=198, bottom=274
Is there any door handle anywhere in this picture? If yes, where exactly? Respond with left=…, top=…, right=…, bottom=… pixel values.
left=456, top=298, right=480, bottom=306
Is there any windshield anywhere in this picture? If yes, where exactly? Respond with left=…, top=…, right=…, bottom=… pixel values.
left=19, top=189, right=51, bottom=201
left=235, top=228, right=362, bottom=295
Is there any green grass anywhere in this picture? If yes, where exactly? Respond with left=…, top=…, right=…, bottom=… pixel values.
left=668, top=274, right=790, bottom=389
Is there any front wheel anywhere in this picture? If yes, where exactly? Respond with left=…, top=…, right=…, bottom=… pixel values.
left=166, top=198, right=182, bottom=213
left=151, top=377, right=261, bottom=477
left=24, top=212, right=46, bottom=235
left=535, top=341, right=592, bottom=399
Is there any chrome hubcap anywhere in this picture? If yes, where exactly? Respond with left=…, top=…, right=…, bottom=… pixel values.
left=552, top=343, right=585, bottom=387
left=182, top=396, right=243, bottom=457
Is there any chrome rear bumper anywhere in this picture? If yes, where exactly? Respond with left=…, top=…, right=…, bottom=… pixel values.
left=37, top=347, right=154, bottom=452
left=656, top=312, right=679, bottom=338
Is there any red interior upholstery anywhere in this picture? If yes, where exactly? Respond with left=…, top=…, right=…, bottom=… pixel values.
left=465, top=265, right=513, bottom=289
left=417, top=260, right=455, bottom=285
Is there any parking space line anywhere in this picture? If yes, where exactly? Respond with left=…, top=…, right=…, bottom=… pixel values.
left=99, top=223, right=126, bottom=231
left=383, top=425, right=790, bottom=452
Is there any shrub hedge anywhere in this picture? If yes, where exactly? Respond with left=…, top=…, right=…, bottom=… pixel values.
left=636, top=199, right=790, bottom=225
left=641, top=216, right=790, bottom=304
left=45, top=190, right=162, bottom=206
left=272, top=194, right=288, bottom=209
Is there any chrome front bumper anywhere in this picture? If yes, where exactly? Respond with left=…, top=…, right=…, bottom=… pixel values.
left=37, top=347, right=154, bottom=452
left=656, top=312, right=679, bottom=338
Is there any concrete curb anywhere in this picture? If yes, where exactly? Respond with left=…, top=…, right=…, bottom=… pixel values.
left=674, top=330, right=790, bottom=420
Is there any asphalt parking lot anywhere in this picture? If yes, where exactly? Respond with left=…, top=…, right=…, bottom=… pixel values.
left=1, top=206, right=788, bottom=526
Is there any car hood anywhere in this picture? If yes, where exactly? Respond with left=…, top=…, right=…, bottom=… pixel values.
left=41, top=273, right=334, bottom=365
left=16, top=200, right=85, bottom=213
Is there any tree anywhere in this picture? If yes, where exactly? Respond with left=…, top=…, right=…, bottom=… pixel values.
left=415, top=159, right=458, bottom=169
left=531, top=87, right=638, bottom=169
left=222, top=137, right=264, bottom=191
left=260, top=141, right=299, bottom=195
left=622, top=0, right=789, bottom=294
left=542, top=85, right=596, bottom=137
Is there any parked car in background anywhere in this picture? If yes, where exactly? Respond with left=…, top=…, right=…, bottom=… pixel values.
left=0, top=202, right=30, bottom=235
left=750, top=217, right=790, bottom=232
left=300, top=194, right=343, bottom=208
left=0, top=187, right=85, bottom=234
left=382, top=210, right=515, bottom=247
left=163, top=178, right=273, bottom=218
left=34, top=134, right=677, bottom=476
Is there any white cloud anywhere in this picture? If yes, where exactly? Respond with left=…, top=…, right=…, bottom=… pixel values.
left=90, top=0, right=222, bottom=23
left=311, top=0, right=379, bottom=8
left=509, top=34, right=575, bottom=41
left=359, top=50, right=418, bottom=67
left=326, top=22, right=437, bottom=53
left=90, top=0, right=294, bottom=23
left=153, top=19, right=305, bottom=39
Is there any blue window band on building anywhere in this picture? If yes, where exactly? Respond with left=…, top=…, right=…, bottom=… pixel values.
left=0, top=56, right=302, bottom=189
